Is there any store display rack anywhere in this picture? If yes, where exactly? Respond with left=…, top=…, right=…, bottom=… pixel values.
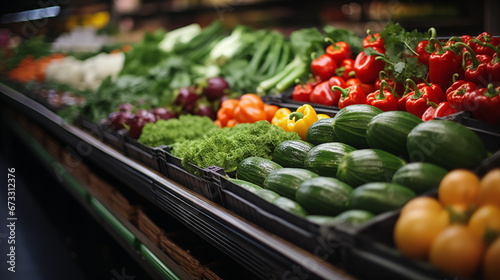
left=0, top=82, right=353, bottom=279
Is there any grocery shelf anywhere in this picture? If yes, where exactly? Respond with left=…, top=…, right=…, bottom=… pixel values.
left=4, top=117, right=192, bottom=280
left=0, top=83, right=354, bottom=279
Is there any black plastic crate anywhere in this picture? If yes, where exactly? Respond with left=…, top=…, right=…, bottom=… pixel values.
left=437, top=111, right=500, bottom=153
left=77, top=118, right=104, bottom=141
left=206, top=170, right=343, bottom=263
left=156, top=146, right=223, bottom=204
left=123, top=136, right=161, bottom=172
left=101, top=127, right=126, bottom=154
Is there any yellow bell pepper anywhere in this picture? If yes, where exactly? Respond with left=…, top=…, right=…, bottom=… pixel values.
left=272, top=104, right=330, bottom=140
left=271, top=108, right=292, bottom=131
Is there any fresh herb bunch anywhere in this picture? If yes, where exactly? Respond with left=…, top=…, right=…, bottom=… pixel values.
left=378, top=22, right=428, bottom=83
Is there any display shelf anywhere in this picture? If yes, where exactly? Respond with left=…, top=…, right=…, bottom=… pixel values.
left=5, top=117, right=191, bottom=280
left=0, top=83, right=353, bottom=279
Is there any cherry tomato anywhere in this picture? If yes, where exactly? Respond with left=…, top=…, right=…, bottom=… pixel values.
left=394, top=209, right=449, bottom=260
left=483, top=237, right=500, bottom=280
left=429, top=225, right=484, bottom=278
left=438, top=169, right=479, bottom=207
left=477, top=168, right=500, bottom=208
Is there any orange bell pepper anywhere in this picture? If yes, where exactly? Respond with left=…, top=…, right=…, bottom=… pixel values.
left=215, top=93, right=279, bottom=127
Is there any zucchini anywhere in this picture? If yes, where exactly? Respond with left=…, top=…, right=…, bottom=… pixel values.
left=304, top=142, right=356, bottom=177
left=366, top=111, right=423, bottom=158
left=296, top=177, right=353, bottom=216
left=263, top=168, right=319, bottom=200
left=306, top=118, right=337, bottom=145
left=350, top=182, right=416, bottom=214
left=332, top=104, right=383, bottom=149
left=273, top=197, right=308, bottom=217
left=227, top=178, right=263, bottom=193
left=254, top=189, right=281, bottom=202
left=336, top=149, right=406, bottom=188
left=236, top=157, right=282, bottom=187
left=407, top=120, right=488, bottom=170
left=272, top=140, right=314, bottom=168
left=392, top=162, right=448, bottom=194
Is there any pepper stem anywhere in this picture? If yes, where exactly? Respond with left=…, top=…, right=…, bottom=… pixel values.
left=406, top=79, right=423, bottom=99
left=332, top=86, right=350, bottom=99
left=376, top=80, right=389, bottom=100
left=471, top=39, right=500, bottom=63
left=289, top=112, right=304, bottom=121
left=454, top=42, right=480, bottom=69
left=366, top=29, right=378, bottom=42
left=426, top=98, right=438, bottom=109
left=452, top=73, right=459, bottom=84
left=325, top=37, right=336, bottom=46
left=484, top=83, right=499, bottom=98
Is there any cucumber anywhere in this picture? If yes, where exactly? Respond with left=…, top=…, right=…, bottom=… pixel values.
left=254, top=189, right=281, bottom=202
left=272, top=140, right=314, bottom=168
left=350, top=182, right=416, bottom=214
left=392, top=162, right=448, bottom=194
left=236, top=157, right=282, bottom=187
left=332, top=104, right=383, bottom=149
left=296, top=177, right=353, bottom=216
left=336, top=149, right=406, bottom=188
left=406, top=120, right=488, bottom=170
left=366, top=111, right=423, bottom=158
left=273, top=197, right=308, bottom=217
left=263, top=168, right=319, bottom=200
left=332, top=210, right=375, bottom=225
left=304, top=142, right=356, bottom=177
left=306, top=118, right=337, bottom=145
left=227, top=178, right=263, bottom=193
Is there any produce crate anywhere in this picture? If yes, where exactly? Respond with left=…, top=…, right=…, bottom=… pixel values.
left=437, top=111, right=500, bottom=153
left=156, top=146, right=223, bottom=204
left=123, top=136, right=161, bottom=172
left=77, top=117, right=104, bottom=142
left=335, top=150, right=500, bottom=280
left=101, top=126, right=127, bottom=154
left=206, top=169, right=342, bottom=263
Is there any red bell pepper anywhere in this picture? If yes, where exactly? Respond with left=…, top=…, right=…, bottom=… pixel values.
left=472, top=32, right=499, bottom=57
left=345, top=78, right=375, bottom=96
left=416, top=28, right=438, bottom=66
left=328, top=76, right=347, bottom=89
left=454, top=41, right=492, bottom=86
left=428, top=38, right=463, bottom=90
left=465, top=83, right=500, bottom=125
left=292, top=82, right=314, bottom=102
left=445, top=76, right=478, bottom=112
left=335, top=58, right=356, bottom=81
left=326, top=40, right=352, bottom=66
left=334, top=85, right=367, bottom=109
left=310, top=80, right=340, bottom=106
left=363, top=30, right=385, bottom=52
left=472, top=40, right=500, bottom=83
left=311, top=54, right=337, bottom=82
left=422, top=101, right=457, bottom=121
left=366, top=80, right=398, bottom=112
left=446, top=35, right=474, bottom=56
left=353, top=47, right=385, bottom=84
left=405, top=79, right=442, bottom=118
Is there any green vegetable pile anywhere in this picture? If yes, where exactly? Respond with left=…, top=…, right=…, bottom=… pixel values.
left=138, top=114, right=220, bottom=147
left=171, top=121, right=301, bottom=174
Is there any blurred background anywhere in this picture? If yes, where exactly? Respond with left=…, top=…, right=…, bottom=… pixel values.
left=1, top=0, right=499, bottom=45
